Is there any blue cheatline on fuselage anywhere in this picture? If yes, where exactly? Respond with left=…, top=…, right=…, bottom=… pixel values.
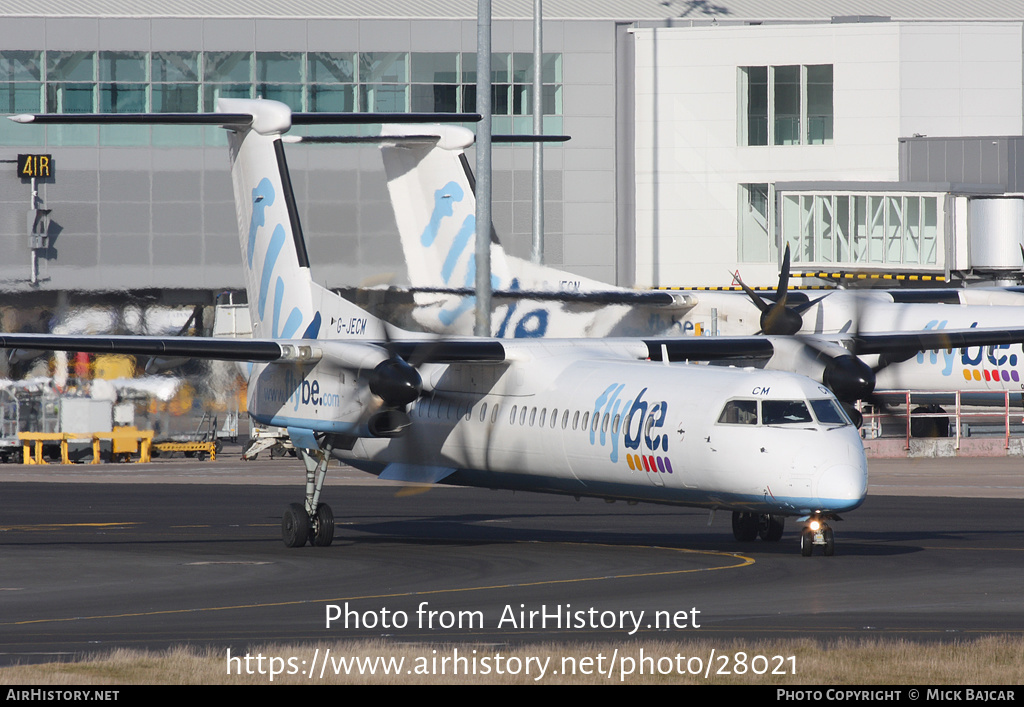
left=340, top=459, right=866, bottom=516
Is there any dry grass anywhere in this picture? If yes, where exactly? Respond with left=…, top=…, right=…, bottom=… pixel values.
left=1, top=637, right=1021, bottom=685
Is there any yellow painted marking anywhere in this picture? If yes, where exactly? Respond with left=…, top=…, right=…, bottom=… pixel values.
left=0, top=522, right=139, bottom=531
left=2, top=542, right=754, bottom=627
left=395, top=485, right=434, bottom=497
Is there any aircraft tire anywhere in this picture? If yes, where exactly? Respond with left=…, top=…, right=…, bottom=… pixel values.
left=823, top=527, right=835, bottom=556
left=732, top=511, right=758, bottom=542
left=759, top=514, right=785, bottom=542
left=800, top=528, right=813, bottom=557
left=282, top=502, right=310, bottom=548
left=311, top=503, right=335, bottom=547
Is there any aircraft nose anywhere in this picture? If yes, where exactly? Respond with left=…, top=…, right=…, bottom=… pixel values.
left=817, top=461, right=868, bottom=512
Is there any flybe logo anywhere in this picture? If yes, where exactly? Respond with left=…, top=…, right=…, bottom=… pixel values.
left=589, top=384, right=674, bottom=474
left=419, top=181, right=549, bottom=338
left=917, top=320, right=1020, bottom=383
left=248, top=178, right=320, bottom=339
left=262, top=368, right=340, bottom=412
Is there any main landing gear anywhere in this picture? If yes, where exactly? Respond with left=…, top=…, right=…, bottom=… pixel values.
left=282, top=444, right=336, bottom=548
left=799, top=515, right=835, bottom=557
left=731, top=511, right=785, bottom=542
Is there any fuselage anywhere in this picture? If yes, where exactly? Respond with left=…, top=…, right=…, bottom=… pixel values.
left=661, top=290, right=1024, bottom=394
left=250, top=343, right=868, bottom=518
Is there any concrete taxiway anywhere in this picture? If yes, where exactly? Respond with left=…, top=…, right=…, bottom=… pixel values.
left=0, top=451, right=1022, bottom=665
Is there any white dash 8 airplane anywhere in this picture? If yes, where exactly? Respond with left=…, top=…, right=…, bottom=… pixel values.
left=5, top=99, right=1020, bottom=556
left=373, top=125, right=1024, bottom=407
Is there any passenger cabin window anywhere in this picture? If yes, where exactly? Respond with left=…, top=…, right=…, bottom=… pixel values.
left=762, top=400, right=813, bottom=425
left=718, top=399, right=758, bottom=425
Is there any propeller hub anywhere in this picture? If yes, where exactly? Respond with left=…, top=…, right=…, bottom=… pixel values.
left=369, top=357, right=422, bottom=408
left=761, top=306, right=803, bottom=336
left=823, top=355, right=876, bottom=403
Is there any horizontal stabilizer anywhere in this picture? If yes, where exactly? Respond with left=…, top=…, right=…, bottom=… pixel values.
left=0, top=333, right=286, bottom=362
left=9, top=112, right=255, bottom=126
left=10, top=111, right=481, bottom=128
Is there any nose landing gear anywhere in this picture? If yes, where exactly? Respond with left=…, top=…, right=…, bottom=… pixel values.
left=799, top=515, right=835, bottom=556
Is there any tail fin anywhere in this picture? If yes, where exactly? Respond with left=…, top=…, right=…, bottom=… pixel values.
left=378, top=124, right=632, bottom=337
left=379, top=125, right=494, bottom=282
left=218, top=98, right=382, bottom=341
left=379, top=125, right=516, bottom=328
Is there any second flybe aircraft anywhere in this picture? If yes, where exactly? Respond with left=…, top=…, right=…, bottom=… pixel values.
left=373, top=124, right=1024, bottom=406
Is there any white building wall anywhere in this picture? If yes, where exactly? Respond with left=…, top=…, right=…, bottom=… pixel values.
left=899, top=23, right=1023, bottom=138
left=633, top=22, right=1024, bottom=288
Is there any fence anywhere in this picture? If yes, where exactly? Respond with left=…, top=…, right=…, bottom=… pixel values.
left=860, top=389, right=1023, bottom=452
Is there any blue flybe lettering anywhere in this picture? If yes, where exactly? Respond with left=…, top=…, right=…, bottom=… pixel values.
left=247, top=178, right=307, bottom=339
left=911, top=320, right=1021, bottom=381
left=248, top=178, right=275, bottom=268
left=262, top=369, right=339, bottom=412
left=421, top=182, right=463, bottom=247
left=987, top=344, right=1011, bottom=367
left=961, top=322, right=983, bottom=367
left=258, top=224, right=286, bottom=321
left=591, top=383, right=626, bottom=462
left=419, top=185, right=549, bottom=338
left=590, top=385, right=670, bottom=465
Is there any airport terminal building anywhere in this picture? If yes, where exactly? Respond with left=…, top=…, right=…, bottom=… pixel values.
left=1, top=0, right=1024, bottom=311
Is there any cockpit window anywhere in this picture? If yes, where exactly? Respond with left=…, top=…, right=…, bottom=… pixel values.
left=761, top=400, right=813, bottom=425
left=810, top=398, right=852, bottom=426
left=717, top=399, right=758, bottom=425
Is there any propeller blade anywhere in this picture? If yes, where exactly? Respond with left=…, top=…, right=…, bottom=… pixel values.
left=736, top=245, right=806, bottom=335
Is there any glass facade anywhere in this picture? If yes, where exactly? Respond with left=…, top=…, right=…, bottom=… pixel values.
left=0, top=49, right=564, bottom=146
left=0, top=51, right=42, bottom=114
left=738, top=183, right=774, bottom=262
left=739, top=64, right=832, bottom=146
left=780, top=192, right=940, bottom=267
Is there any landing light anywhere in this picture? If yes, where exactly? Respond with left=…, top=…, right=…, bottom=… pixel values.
left=808, top=519, right=821, bottom=531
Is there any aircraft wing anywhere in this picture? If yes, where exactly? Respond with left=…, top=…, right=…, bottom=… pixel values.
left=408, top=286, right=698, bottom=310
left=638, top=325, right=1024, bottom=363
left=639, top=336, right=776, bottom=361
left=845, top=328, right=1024, bottom=355
left=5, top=324, right=1018, bottom=366
left=0, top=333, right=507, bottom=365
left=0, top=333, right=284, bottom=362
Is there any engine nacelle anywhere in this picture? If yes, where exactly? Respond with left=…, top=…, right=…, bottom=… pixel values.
left=765, top=337, right=874, bottom=403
